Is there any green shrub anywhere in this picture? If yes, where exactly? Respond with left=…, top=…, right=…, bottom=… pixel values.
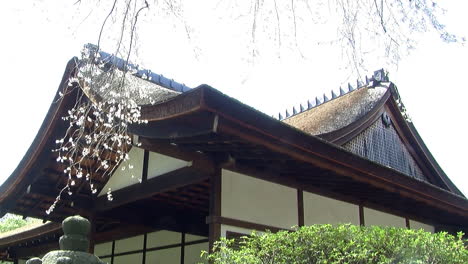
left=204, top=224, right=467, bottom=264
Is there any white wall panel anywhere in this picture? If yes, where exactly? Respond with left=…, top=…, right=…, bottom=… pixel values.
left=98, top=147, right=144, bottom=196
left=184, top=242, right=209, bottom=264
left=221, top=169, right=297, bottom=229
left=94, top=241, right=112, bottom=257
left=146, top=247, right=180, bottom=264
left=364, top=207, right=405, bottom=228
left=410, top=220, right=434, bottom=233
left=303, top=192, right=359, bottom=225
left=100, top=257, right=111, bottom=264
left=185, top=234, right=207, bottom=242
left=114, top=235, right=144, bottom=253
left=147, top=230, right=181, bottom=248
left=114, top=253, right=142, bottom=264
left=148, top=152, right=190, bottom=179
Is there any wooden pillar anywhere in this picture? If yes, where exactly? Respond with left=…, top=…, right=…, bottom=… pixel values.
left=180, top=232, right=185, bottom=264
left=208, top=168, right=222, bottom=252
left=297, top=189, right=304, bottom=227
left=13, top=258, right=18, bottom=264
left=110, top=240, right=115, bottom=264
left=405, top=218, right=410, bottom=229
left=359, top=204, right=365, bottom=226
left=142, top=233, right=147, bottom=264
left=88, top=214, right=96, bottom=254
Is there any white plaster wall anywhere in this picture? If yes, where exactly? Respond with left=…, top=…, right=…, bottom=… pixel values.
left=114, top=253, right=143, bottom=264
left=147, top=230, right=181, bottom=248
left=98, top=147, right=144, bottom=196
left=146, top=247, right=180, bottom=264
left=184, top=242, right=209, bottom=264
left=94, top=241, right=113, bottom=257
left=303, top=192, right=359, bottom=225
left=410, top=220, right=434, bottom=233
left=114, top=235, right=144, bottom=253
left=221, top=169, right=298, bottom=229
left=364, top=207, right=406, bottom=228
left=148, top=152, right=190, bottom=179
left=185, top=233, right=207, bottom=242
left=100, top=257, right=111, bottom=264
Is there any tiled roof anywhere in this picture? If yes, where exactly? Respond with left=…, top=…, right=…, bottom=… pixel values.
left=84, top=44, right=191, bottom=93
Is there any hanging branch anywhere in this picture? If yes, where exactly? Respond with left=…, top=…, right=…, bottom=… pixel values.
left=49, top=0, right=151, bottom=215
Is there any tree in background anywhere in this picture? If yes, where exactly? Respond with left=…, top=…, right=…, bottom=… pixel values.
left=72, top=0, right=463, bottom=78
left=0, top=214, right=41, bottom=264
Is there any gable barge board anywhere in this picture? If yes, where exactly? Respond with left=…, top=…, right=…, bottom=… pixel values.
left=0, top=60, right=80, bottom=215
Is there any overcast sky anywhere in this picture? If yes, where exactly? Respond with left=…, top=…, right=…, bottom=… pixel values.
left=0, top=1, right=467, bottom=197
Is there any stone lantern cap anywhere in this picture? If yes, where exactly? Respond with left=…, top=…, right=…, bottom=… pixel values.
left=26, top=215, right=105, bottom=264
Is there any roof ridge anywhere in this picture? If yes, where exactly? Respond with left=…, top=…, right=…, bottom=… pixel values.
left=83, top=43, right=191, bottom=93
left=277, top=69, right=389, bottom=121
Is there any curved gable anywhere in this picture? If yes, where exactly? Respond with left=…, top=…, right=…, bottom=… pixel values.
left=283, top=80, right=463, bottom=197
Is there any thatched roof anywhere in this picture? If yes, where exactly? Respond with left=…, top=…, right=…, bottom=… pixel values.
left=283, top=85, right=387, bottom=135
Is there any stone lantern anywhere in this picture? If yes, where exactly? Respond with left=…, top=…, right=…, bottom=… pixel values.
left=26, top=215, right=105, bottom=264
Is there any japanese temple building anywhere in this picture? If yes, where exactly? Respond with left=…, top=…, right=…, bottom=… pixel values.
left=1, top=47, right=467, bottom=263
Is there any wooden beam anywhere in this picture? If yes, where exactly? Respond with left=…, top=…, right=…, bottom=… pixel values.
left=206, top=216, right=289, bottom=234
left=139, top=137, right=215, bottom=174
left=94, top=167, right=209, bottom=212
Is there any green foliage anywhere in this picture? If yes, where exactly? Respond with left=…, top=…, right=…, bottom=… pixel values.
left=0, top=214, right=41, bottom=233
left=0, top=214, right=41, bottom=264
left=0, top=214, right=29, bottom=233
left=205, top=224, right=468, bottom=264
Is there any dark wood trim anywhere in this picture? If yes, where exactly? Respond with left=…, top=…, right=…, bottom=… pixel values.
left=94, top=166, right=209, bottom=211
left=207, top=216, right=290, bottom=234
left=383, top=104, right=444, bottom=189
left=384, top=99, right=463, bottom=196
left=208, top=168, right=222, bottom=252
left=0, top=222, right=62, bottom=248
left=0, top=59, right=79, bottom=205
left=142, top=150, right=149, bottom=182
left=180, top=232, right=185, bottom=264
left=110, top=240, right=115, bottom=264
left=225, top=231, right=248, bottom=239
left=88, top=214, right=96, bottom=254
left=406, top=218, right=410, bottom=229
left=142, top=233, right=147, bottom=264
left=359, top=205, right=365, bottom=226
left=10, top=240, right=59, bottom=259
left=297, top=189, right=304, bottom=227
